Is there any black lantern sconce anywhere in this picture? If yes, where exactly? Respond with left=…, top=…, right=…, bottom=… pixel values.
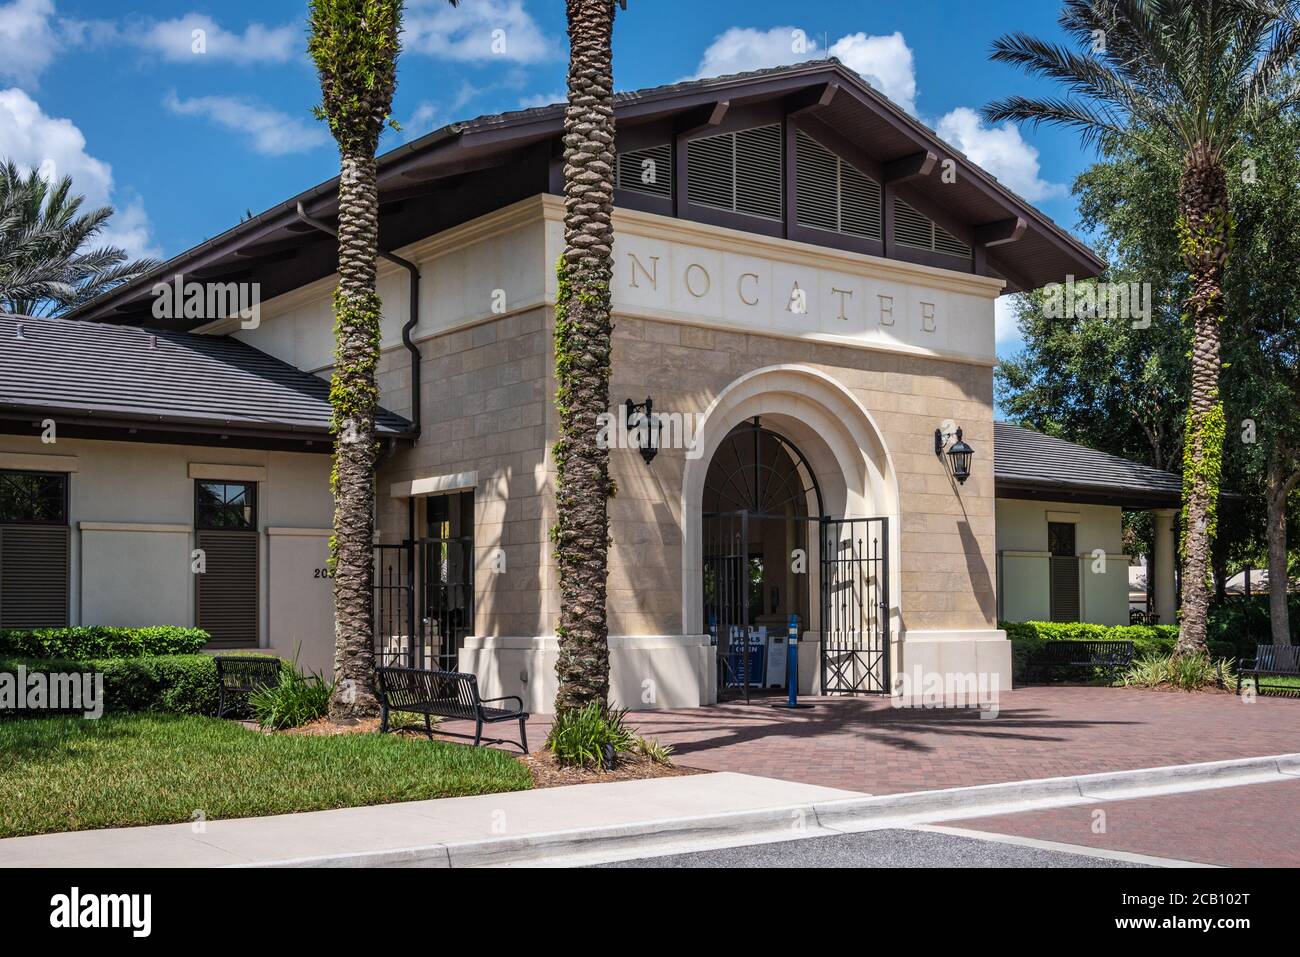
left=934, top=424, right=975, bottom=485
left=625, top=397, right=660, bottom=465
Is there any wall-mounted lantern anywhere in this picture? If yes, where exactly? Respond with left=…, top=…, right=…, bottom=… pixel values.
left=625, top=397, right=660, bottom=465
left=934, top=424, right=974, bottom=485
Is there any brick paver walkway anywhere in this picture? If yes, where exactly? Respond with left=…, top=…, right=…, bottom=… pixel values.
left=433, top=686, right=1300, bottom=795
left=943, top=777, right=1300, bottom=867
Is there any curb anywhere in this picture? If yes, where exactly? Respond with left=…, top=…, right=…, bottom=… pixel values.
left=246, top=752, right=1300, bottom=868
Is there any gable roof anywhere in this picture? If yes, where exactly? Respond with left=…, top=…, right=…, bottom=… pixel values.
left=0, top=314, right=412, bottom=452
left=994, top=422, right=1182, bottom=508
left=68, top=59, right=1103, bottom=327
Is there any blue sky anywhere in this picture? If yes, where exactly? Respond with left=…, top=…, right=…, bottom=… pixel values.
left=1, top=0, right=1099, bottom=355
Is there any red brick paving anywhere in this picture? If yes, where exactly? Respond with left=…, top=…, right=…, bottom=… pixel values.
left=434, top=686, right=1300, bottom=795
left=943, top=778, right=1300, bottom=866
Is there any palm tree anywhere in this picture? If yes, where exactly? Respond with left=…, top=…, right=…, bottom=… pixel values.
left=0, top=161, right=158, bottom=317
left=983, top=0, right=1300, bottom=655
left=553, top=0, right=625, bottom=712
left=308, top=0, right=458, bottom=718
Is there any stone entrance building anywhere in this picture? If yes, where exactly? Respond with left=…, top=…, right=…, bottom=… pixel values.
left=3, top=60, right=1134, bottom=712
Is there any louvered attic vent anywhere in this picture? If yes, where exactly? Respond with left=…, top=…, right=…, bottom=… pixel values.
left=795, top=130, right=882, bottom=240
left=686, top=124, right=783, bottom=220
left=616, top=143, right=672, bottom=198
left=894, top=199, right=972, bottom=259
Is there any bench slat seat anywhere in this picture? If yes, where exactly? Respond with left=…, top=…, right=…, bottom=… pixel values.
left=1027, top=640, right=1135, bottom=682
left=1238, top=644, right=1300, bottom=697
left=214, top=655, right=282, bottom=719
left=376, top=666, right=528, bottom=753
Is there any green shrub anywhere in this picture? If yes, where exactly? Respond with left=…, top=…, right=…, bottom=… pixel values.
left=0, top=626, right=209, bottom=659
left=0, top=655, right=218, bottom=716
left=546, top=702, right=637, bottom=768
left=247, top=662, right=333, bottom=730
left=1002, top=621, right=1179, bottom=682
left=1120, top=653, right=1236, bottom=691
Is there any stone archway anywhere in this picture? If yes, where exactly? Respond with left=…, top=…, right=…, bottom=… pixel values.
left=682, top=365, right=902, bottom=692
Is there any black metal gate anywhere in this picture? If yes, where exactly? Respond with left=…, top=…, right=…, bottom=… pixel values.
left=374, top=541, right=419, bottom=667
left=702, top=511, right=752, bottom=701
left=373, top=496, right=474, bottom=673
left=820, top=516, right=890, bottom=694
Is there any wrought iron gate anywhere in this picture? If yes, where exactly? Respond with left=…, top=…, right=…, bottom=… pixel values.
left=374, top=541, right=419, bottom=667
left=373, top=522, right=473, bottom=672
left=702, top=511, right=753, bottom=701
left=820, top=516, right=890, bottom=694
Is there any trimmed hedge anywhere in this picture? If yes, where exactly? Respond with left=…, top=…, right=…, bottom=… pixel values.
left=0, top=627, right=209, bottom=660
left=1001, top=621, right=1238, bottom=683
left=0, top=655, right=219, bottom=716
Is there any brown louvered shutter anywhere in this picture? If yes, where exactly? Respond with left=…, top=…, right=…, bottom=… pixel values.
left=894, top=199, right=972, bottom=259
left=616, top=143, right=672, bottom=198
left=0, top=525, right=70, bottom=628
left=687, top=124, right=783, bottom=220
left=196, top=530, right=258, bottom=647
left=1047, top=522, right=1080, bottom=623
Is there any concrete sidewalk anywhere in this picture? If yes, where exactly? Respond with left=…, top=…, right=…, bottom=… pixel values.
left=0, top=773, right=858, bottom=868
left=3, top=753, right=1297, bottom=868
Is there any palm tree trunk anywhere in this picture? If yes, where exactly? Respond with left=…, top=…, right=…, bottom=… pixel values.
left=1266, top=456, right=1298, bottom=646
left=1175, top=143, right=1229, bottom=657
left=553, top=0, right=616, bottom=713
left=328, top=148, right=382, bottom=718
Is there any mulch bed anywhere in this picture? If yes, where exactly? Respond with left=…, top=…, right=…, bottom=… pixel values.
left=520, top=749, right=703, bottom=788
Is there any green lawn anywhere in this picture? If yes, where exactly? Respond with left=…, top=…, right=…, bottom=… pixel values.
left=0, top=714, right=532, bottom=839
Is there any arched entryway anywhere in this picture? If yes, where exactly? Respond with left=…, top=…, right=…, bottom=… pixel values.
left=686, top=366, right=901, bottom=702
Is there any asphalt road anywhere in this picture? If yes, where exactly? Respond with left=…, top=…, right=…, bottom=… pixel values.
left=595, top=827, right=1147, bottom=868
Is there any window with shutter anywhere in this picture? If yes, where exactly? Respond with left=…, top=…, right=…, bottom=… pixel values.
left=686, top=124, right=783, bottom=221
left=894, top=199, right=972, bottom=259
left=0, top=470, right=70, bottom=628
left=1047, top=521, right=1080, bottom=623
left=794, top=129, right=882, bottom=240
left=616, top=143, right=672, bottom=198
left=195, top=480, right=258, bottom=647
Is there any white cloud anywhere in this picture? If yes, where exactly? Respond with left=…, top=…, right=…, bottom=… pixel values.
left=692, top=26, right=816, bottom=79
left=0, top=87, right=158, bottom=258
left=828, top=32, right=917, bottom=115
left=405, top=0, right=555, bottom=63
left=0, top=0, right=60, bottom=83
left=995, top=294, right=1022, bottom=345
left=163, top=92, right=329, bottom=157
left=936, top=107, right=1065, bottom=203
left=518, top=90, right=564, bottom=110
left=127, top=14, right=297, bottom=64
left=691, top=26, right=919, bottom=115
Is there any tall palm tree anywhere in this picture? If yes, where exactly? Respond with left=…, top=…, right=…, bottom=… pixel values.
left=0, top=162, right=158, bottom=317
left=983, top=0, right=1300, bottom=655
left=553, top=0, right=625, bottom=712
left=309, top=0, right=458, bottom=718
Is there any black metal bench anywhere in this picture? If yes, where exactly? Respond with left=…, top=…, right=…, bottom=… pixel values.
left=376, top=666, right=528, bottom=753
left=1026, top=640, right=1135, bottom=682
left=214, top=655, right=282, bottom=718
left=1237, top=644, right=1300, bottom=697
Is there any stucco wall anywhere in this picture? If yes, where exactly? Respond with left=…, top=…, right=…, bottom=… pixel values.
left=994, top=498, right=1131, bottom=626
left=0, top=436, right=334, bottom=668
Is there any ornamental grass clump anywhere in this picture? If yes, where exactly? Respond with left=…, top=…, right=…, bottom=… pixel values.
left=248, top=662, right=333, bottom=730
left=1121, top=653, right=1235, bottom=692
left=546, top=701, right=636, bottom=768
